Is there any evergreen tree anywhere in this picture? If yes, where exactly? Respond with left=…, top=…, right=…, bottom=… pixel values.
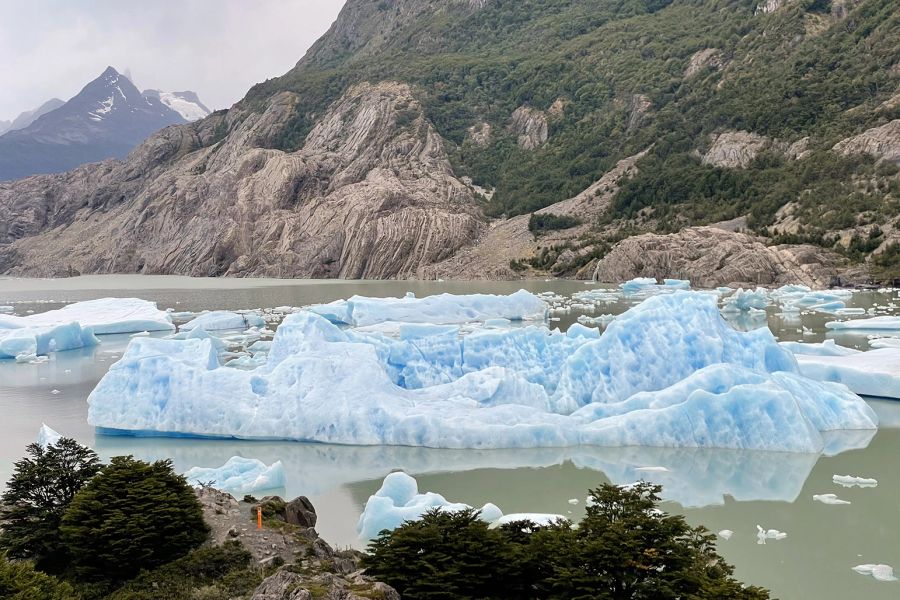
left=60, top=456, right=209, bottom=584
left=0, top=439, right=102, bottom=573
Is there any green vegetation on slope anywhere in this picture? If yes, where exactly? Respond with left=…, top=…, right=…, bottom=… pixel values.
left=239, top=0, right=897, bottom=243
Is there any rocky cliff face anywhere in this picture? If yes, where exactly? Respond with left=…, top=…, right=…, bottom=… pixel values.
left=832, top=119, right=900, bottom=164
left=591, top=226, right=860, bottom=288
left=0, top=82, right=484, bottom=278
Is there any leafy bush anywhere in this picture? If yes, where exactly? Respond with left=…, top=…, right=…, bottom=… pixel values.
left=529, top=212, right=582, bottom=233
left=0, top=439, right=102, bottom=573
left=60, top=456, right=209, bottom=584
left=364, top=482, right=770, bottom=600
left=104, top=542, right=260, bottom=600
left=0, top=553, right=79, bottom=600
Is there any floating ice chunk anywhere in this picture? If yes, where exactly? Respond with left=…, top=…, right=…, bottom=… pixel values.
left=663, top=279, right=691, bottom=289
left=494, top=513, right=568, bottom=527
left=0, top=298, right=173, bottom=334
left=813, top=493, right=851, bottom=505
left=87, top=291, right=877, bottom=452
left=870, top=337, right=900, bottom=349
left=721, top=287, right=770, bottom=313
left=568, top=498, right=579, bottom=505
left=0, top=306, right=13, bottom=314
left=36, top=424, right=62, bottom=448
left=826, top=316, right=900, bottom=331
left=0, top=323, right=100, bottom=359
left=566, top=323, right=601, bottom=339
left=635, top=466, right=670, bottom=473
left=718, top=529, right=733, bottom=540
left=852, top=564, right=897, bottom=582
left=180, top=311, right=265, bottom=331
left=130, top=331, right=150, bottom=338
left=780, top=340, right=860, bottom=357
left=794, top=348, right=900, bottom=399
left=833, top=474, right=878, bottom=488
left=756, top=525, right=787, bottom=544
left=577, top=314, right=615, bottom=327
left=620, top=277, right=658, bottom=295
left=50, top=389, right=61, bottom=395
left=184, top=456, right=285, bottom=493
left=484, top=318, right=511, bottom=329
left=357, top=472, right=503, bottom=539
left=309, top=289, right=548, bottom=327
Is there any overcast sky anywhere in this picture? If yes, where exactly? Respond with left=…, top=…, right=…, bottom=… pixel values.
left=0, top=0, right=345, bottom=120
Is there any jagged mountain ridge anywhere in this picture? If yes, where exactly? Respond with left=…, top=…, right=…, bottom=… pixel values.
left=0, top=98, right=65, bottom=136
left=0, top=0, right=897, bottom=282
left=0, top=67, right=196, bottom=181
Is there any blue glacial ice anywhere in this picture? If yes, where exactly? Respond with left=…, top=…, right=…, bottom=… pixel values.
left=0, top=323, right=99, bottom=359
left=780, top=340, right=860, bottom=357
left=180, top=311, right=266, bottom=331
left=357, top=472, right=503, bottom=539
left=87, top=291, right=877, bottom=452
left=308, top=289, right=548, bottom=326
left=184, top=456, right=285, bottom=494
left=0, top=298, right=174, bottom=335
left=794, top=348, right=900, bottom=399
left=721, top=287, right=771, bottom=313
left=826, top=315, right=900, bottom=331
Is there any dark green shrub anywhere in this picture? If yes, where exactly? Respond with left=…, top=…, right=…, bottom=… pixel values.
left=0, top=439, right=102, bottom=573
left=0, top=553, right=80, bottom=600
left=60, top=456, right=209, bottom=584
left=364, top=483, right=770, bottom=600
left=105, top=542, right=260, bottom=600
left=529, top=213, right=582, bottom=233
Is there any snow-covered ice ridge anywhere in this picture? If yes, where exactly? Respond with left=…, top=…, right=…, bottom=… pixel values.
left=88, top=290, right=878, bottom=452
left=0, top=298, right=173, bottom=360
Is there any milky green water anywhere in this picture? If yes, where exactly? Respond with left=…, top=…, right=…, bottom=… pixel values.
left=1, top=275, right=898, bottom=598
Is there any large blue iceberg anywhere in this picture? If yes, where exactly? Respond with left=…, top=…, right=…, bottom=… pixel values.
left=87, top=291, right=877, bottom=453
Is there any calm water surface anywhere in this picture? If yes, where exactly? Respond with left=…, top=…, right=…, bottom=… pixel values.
left=1, top=275, right=898, bottom=599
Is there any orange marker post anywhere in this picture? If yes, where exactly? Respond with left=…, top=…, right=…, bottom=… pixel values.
left=257, top=506, right=262, bottom=529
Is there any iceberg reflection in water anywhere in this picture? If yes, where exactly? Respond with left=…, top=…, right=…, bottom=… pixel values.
left=92, top=430, right=874, bottom=508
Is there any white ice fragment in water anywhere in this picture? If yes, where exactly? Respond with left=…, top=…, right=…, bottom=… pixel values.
left=50, top=389, right=61, bottom=395
left=756, top=525, right=787, bottom=544
left=568, top=498, right=579, bottom=505
left=36, top=424, right=62, bottom=448
left=813, top=493, right=851, bottom=505
left=852, top=564, right=898, bottom=582
left=718, top=529, right=733, bottom=541
left=833, top=474, right=878, bottom=488
left=634, top=466, right=670, bottom=473
left=184, top=456, right=285, bottom=494
left=130, top=331, right=150, bottom=338
left=357, top=472, right=504, bottom=540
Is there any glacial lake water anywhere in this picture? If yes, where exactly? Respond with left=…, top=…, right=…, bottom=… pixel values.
left=1, top=275, right=899, bottom=599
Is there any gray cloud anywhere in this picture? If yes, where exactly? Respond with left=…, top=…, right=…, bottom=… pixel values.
left=0, top=0, right=344, bottom=119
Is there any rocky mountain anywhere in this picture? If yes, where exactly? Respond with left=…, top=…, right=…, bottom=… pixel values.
left=0, top=0, right=898, bottom=283
left=0, top=98, right=65, bottom=136
left=0, top=67, right=200, bottom=181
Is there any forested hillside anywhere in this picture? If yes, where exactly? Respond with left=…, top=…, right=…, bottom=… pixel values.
left=245, top=0, right=899, bottom=271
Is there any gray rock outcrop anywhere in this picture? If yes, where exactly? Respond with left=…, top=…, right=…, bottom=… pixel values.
left=592, top=226, right=856, bottom=287
left=510, top=106, right=549, bottom=150
left=0, top=81, right=485, bottom=278
left=684, top=49, right=726, bottom=78
left=832, top=120, right=900, bottom=164
left=701, top=130, right=771, bottom=168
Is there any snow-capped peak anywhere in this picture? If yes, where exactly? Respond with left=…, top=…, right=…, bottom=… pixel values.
left=142, top=89, right=210, bottom=122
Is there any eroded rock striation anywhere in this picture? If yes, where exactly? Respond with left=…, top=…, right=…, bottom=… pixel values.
left=591, top=226, right=858, bottom=288
left=0, top=82, right=484, bottom=278
left=832, top=119, right=900, bottom=164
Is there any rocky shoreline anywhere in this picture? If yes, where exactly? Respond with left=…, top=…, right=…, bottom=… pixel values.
left=196, top=487, right=398, bottom=600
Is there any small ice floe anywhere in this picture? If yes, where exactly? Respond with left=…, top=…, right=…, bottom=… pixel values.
left=37, top=423, right=63, bottom=448
left=813, top=493, right=851, bottom=505
left=756, top=525, right=787, bottom=544
left=833, top=474, right=878, bottom=488
left=852, top=564, right=897, bottom=582
left=50, top=389, right=61, bottom=395
left=130, top=331, right=150, bottom=338
left=635, top=466, right=670, bottom=473
left=568, top=498, right=579, bottom=505
left=718, top=530, right=734, bottom=541
left=184, top=456, right=285, bottom=494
